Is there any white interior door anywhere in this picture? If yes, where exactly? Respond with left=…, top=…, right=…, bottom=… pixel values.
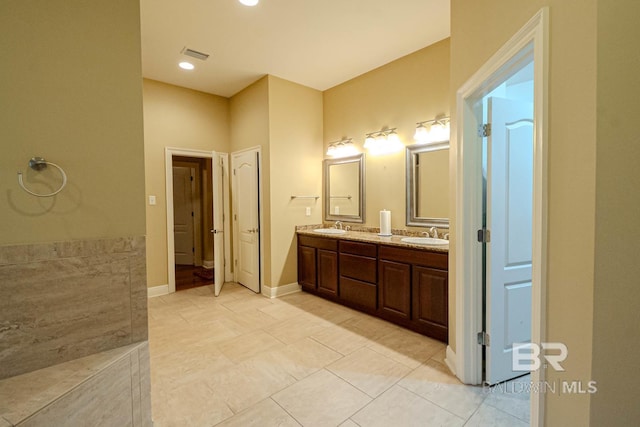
left=232, top=150, right=260, bottom=293
left=212, top=153, right=225, bottom=296
left=486, top=96, right=534, bottom=385
left=173, top=166, right=195, bottom=265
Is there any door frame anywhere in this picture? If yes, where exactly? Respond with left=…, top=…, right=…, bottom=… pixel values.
left=451, top=8, right=548, bottom=426
left=165, top=147, right=231, bottom=293
left=230, top=146, right=264, bottom=294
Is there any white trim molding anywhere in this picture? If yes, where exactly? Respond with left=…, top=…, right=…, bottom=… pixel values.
left=202, top=260, right=214, bottom=269
left=262, top=283, right=302, bottom=299
left=454, top=7, right=548, bottom=426
left=165, top=147, right=230, bottom=294
left=148, top=284, right=169, bottom=298
left=445, top=346, right=458, bottom=376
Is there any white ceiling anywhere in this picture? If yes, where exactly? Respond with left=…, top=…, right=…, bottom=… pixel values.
left=140, top=0, right=450, bottom=98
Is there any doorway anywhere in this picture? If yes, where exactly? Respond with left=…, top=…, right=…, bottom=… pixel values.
left=453, top=8, right=548, bottom=425
left=172, top=156, right=212, bottom=291
left=480, top=65, right=534, bottom=385
left=165, top=147, right=230, bottom=296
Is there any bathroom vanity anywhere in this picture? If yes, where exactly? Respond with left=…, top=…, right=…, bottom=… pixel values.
left=297, top=230, right=448, bottom=342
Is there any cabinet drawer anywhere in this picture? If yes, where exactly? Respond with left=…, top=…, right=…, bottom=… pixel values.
left=339, top=240, right=377, bottom=257
left=298, top=234, right=338, bottom=251
left=340, top=277, right=377, bottom=310
left=379, top=245, right=448, bottom=270
left=340, top=253, right=377, bottom=283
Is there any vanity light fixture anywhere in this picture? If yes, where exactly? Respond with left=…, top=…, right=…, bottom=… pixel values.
left=363, top=127, right=403, bottom=155
left=414, top=117, right=450, bottom=143
left=326, top=138, right=358, bottom=158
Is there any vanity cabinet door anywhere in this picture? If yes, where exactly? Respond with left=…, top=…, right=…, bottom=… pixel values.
left=378, top=259, right=411, bottom=320
left=317, top=249, right=338, bottom=296
left=298, top=246, right=317, bottom=290
left=412, top=266, right=448, bottom=342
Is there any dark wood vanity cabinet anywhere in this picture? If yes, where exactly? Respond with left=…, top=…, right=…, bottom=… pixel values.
left=298, top=246, right=317, bottom=289
left=317, top=249, right=338, bottom=296
left=412, top=266, right=448, bottom=340
left=378, top=245, right=449, bottom=341
left=378, top=259, right=412, bottom=321
left=297, top=233, right=449, bottom=342
left=297, top=235, right=338, bottom=296
left=339, top=241, right=378, bottom=311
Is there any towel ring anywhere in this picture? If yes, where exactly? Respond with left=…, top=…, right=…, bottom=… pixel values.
left=17, top=157, right=68, bottom=197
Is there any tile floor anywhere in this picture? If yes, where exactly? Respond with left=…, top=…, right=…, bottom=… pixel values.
left=148, top=283, right=530, bottom=426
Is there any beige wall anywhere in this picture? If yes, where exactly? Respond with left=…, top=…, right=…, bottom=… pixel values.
left=143, top=79, right=229, bottom=287
left=229, top=76, right=323, bottom=289
left=268, top=76, right=324, bottom=287
left=0, top=0, right=145, bottom=245
left=323, top=39, right=450, bottom=230
left=229, top=77, right=272, bottom=283
left=450, top=1, right=597, bottom=424
left=591, top=0, right=640, bottom=424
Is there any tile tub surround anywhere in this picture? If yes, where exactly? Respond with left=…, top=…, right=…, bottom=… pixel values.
left=296, top=225, right=449, bottom=253
left=0, top=342, right=151, bottom=426
left=0, top=236, right=147, bottom=379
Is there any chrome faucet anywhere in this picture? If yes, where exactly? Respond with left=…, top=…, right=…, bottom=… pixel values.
left=334, top=221, right=343, bottom=230
left=429, top=227, right=438, bottom=238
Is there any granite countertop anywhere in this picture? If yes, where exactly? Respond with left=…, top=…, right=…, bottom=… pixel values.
left=296, top=225, right=449, bottom=254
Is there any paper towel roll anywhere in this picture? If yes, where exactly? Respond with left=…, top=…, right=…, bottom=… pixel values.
left=379, top=210, right=391, bottom=236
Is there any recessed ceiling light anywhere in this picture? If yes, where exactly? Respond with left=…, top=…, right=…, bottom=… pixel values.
left=239, top=0, right=259, bottom=6
left=179, top=61, right=194, bottom=70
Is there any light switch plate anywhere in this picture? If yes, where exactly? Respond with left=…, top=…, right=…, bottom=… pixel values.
left=305, top=207, right=311, bottom=216
left=149, top=195, right=156, bottom=206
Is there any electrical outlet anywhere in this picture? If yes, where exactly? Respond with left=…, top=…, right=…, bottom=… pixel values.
left=149, top=195, right=156, bottom=205
left=305, top=207, right=311, bottom=216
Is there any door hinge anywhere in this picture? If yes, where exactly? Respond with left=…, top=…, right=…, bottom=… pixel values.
left=234, top=259, right=238, bottom=266
left=477, top=228, right=491, bottom=243
left=190, top=175, right=194, bottom=181
left=234, top=214, right=237, bottom=221
left=191, top=211, right=194, bottom=217
left=192, top=247, right=195, bottom=253
left=478, top=123, right=492, bottom=137
left=477, top=331, right=490, bottom=346
left=233, top=169, right=236, bottom=176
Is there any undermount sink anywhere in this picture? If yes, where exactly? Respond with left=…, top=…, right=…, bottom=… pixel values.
left=401, top=237, right=449, bottom=245
left=313, top=228, right=347, bottom=235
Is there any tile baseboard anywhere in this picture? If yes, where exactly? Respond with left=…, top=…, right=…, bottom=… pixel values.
left=445, top=345, right=457, bottom=376
left=262, top=282, right=302, bottom=299
left=148, top=284, right=169, bottom=298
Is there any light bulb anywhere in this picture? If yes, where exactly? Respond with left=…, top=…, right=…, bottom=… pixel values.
left=364, top=135, right=375, bottom=148
left=239, top=0, right=259, bottom=6
left=386, top=130, right=400, bottom=145
left=414, top=124, right=429, bottom=142
left=179, top=61, right=194, bottom=70
left=430, top=122, right=449, bottom=142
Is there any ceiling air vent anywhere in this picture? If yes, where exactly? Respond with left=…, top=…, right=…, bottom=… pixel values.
left=181, top=47, right=210, bottom=61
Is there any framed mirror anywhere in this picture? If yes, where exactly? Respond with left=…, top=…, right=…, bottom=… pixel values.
left=406, top=142, right=450, bottom=228
left=324, top=154, right=365, bottom=223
